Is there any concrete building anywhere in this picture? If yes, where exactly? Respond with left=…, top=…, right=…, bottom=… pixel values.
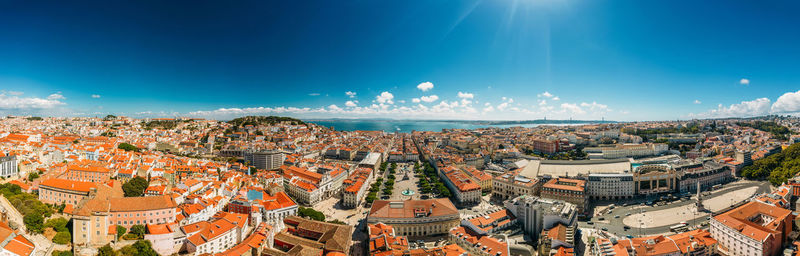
left=440, top=166, right=481, bottom=205
left=633, top=165, right=676, bottom=195
left=735, top=150, right=752, bottom=167
left=0, top=153, right=18, bottom=178
left=492, top=169, right=541, bottom=200
left=244, top=150, right=284, bottom=170
left=367, top=199, right=460, bottom=237
left=504, top=196, right=577, bottom=242
left=539, top=178, right=587, bottom=213
left=586, top=173, right=635, bottom=200
left=674, top=160, right=732, bottom=193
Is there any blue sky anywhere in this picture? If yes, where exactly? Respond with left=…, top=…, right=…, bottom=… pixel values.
left=2, top=0, right=800, bottom=121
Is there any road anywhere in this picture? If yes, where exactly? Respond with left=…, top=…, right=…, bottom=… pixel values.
left=579, top=180, right=771, bottom=237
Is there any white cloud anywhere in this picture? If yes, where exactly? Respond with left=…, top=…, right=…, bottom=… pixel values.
left=91, top=94, right=101, bottom=99
left=47, top=93, right=66, bottom=100
left=771, top=90, right=800, bottom=114
left=375, top=91, right=394, bottom=104
left=418, top=95, right=439, bottom=103
left=6, top=91, right=23, bottom=96
left=538, top=100, right=547, bottom=106
left=328, top=104, right=342, bottom=112
left=560, top=103, right=585, bottom=115
left=308, top=93, right=321, bottom=96
left=457, top=92, right=474, bottom=99
left=693, top=100, right=701, bottom=104
left=740, top=78, right=750, bottom=85
left=345, top=101, right=358, bottom=107
left=507, top=98, right=514, bottom=103
left=580, top=101, right=609, bottom=112
left=0, top=93, right=66, bottom=109
left=552, top=96, right=560, bottom=101
left=538, top=91, right=554, bottom=98
left=412, top=98, right=421, bottom=103
left=345, top=91, right=356, bottom=98
left=690, top=98, right=771, bottom=118
left=416, top=82, right=434, bottom=92
left=399, top=100, right=406, bottom=104
left=497, top=102, right=509, bottom=111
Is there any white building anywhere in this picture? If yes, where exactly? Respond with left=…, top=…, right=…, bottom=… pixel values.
left=0, top=153, right=18, bottom=178
left=586, top=173, right=635, bottom=200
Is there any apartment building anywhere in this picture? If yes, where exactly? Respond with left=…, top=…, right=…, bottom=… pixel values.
left=710, top=201, right=792, bottom=256
left=540, top=178, right=587, bottom=212
left=0, top=153, right=18, bottom=178
left=244, top=150, right=284, bottom=170
left=440, top=166, right=481, bottom=205
left=586, top=173, right=635, bottom=200
left=341, top=167, right=373, bottom=208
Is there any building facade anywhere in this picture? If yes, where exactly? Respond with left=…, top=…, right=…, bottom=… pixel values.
left=244, top=150, right=285, bottom=171
left=504, top=196, right=577, bottom=242
left=586, top=173, right=634, bottom=200
left=539, top=178, right=587, bottom=212
left=38, top=178, right=95, bottom=206
left=0, top=153, right=18, bottom=178
left=367, top=199, right=460, bottom=237
left=710, top=201, right=792, bottom=256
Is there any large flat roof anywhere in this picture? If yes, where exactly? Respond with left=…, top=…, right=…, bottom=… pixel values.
left=520, top=159, right=631, bottom=178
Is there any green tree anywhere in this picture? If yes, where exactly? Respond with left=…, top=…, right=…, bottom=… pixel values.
left=122, top=177, right=149, bottom=197
left=97, top=244, right=115, bottom=256
left=130, top=224, right=146, bottom=238
left=297, top=207, right=325, bottom=221
left=44, top=217, right=69, bottom=232
left=116, top=226, right=127, bottom=238
left=27, top=172, right=39, bottom=181
left=52, top=231, right=71, bottom=244
left=23, top=214, right=43, bottom=233
left=132, top=240, right=158, bottom=256
left=53, top=250, right=73, bottom=256
left=117, top=143, right=139, bottom=152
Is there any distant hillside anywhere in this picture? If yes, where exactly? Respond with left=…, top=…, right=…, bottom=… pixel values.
left=227, top=116, right=305, bottom=127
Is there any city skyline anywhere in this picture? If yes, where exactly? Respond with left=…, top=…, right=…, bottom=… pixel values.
left=2, top=1, right=800, bottom=121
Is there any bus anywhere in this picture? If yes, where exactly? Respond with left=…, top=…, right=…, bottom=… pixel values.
left=670, top=224, right=687, bottom=232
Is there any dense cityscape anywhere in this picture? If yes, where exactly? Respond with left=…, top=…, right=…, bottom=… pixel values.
left=5, top=1, right=800, bottom=256
left=0, top=115, right=797, bottom=256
